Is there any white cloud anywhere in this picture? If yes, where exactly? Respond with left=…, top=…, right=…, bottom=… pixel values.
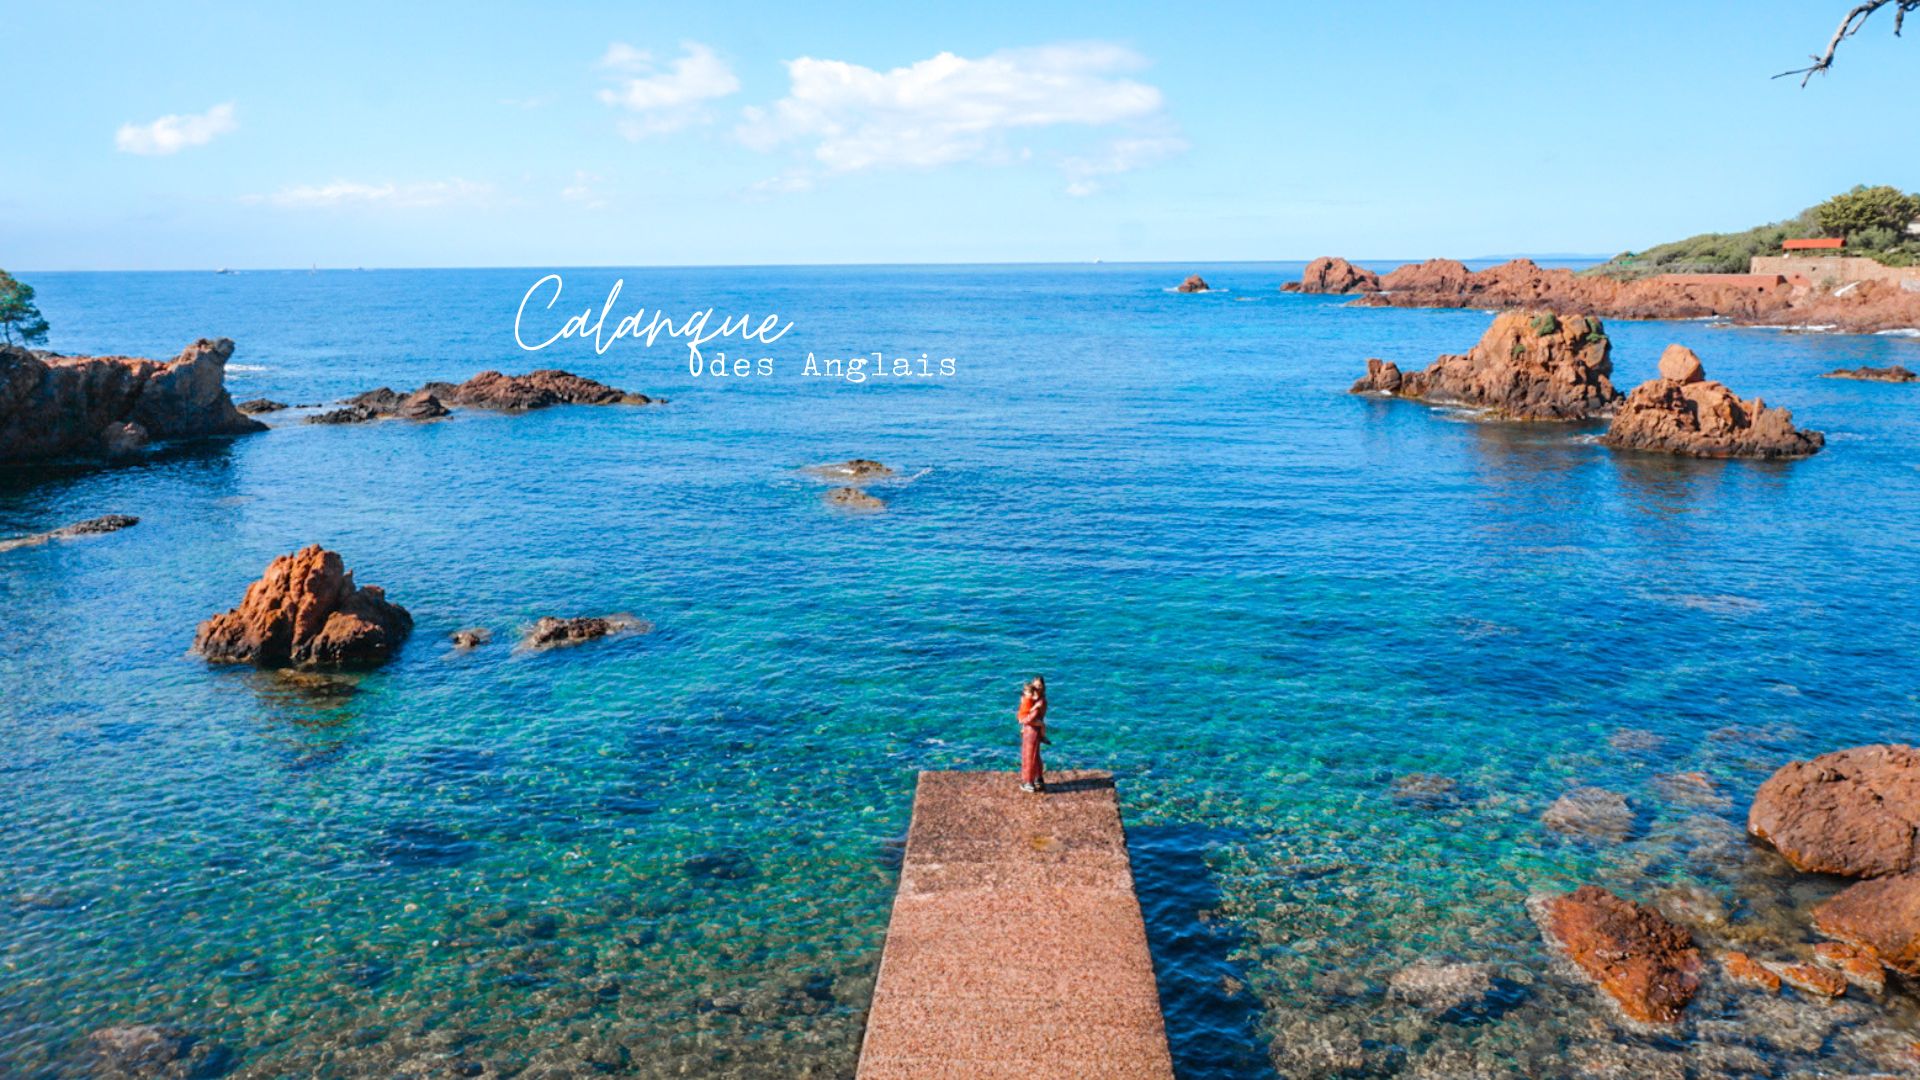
left=115, top=102, right=237, bottom=155
left=246, top=179, right=493, bottom=209
left=597, top=41, right=740, bottom=138
left=737, top=43, right=1174, bottom=185
left=561, top=171, right=607, bottom=209
left=1061, top=134, right=1188, bottom=196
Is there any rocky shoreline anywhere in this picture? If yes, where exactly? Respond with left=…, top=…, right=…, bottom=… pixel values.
left=0, top=338, right=263, bottom=463
left=1289, top=255, right=1920, bottom=334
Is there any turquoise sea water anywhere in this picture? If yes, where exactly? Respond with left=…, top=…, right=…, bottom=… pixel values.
left=4, top=263, right=1919, bottom=1078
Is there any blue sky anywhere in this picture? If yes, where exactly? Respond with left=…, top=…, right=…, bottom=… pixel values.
left=5, top=1, right=1916, bottom=269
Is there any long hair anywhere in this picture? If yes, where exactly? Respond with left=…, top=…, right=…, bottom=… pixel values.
left=1025, top=675, right=1046, bottom=699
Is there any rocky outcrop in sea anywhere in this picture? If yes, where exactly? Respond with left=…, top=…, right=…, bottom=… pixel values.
left=0, top=514, right=138, bottom=554
left=1175, top=275, right=1209, bottom=293
left=327, top=370, right=660, bottom=421
left=1823, top=364, right=1917, bottom=382
left=1293, top=255, right=1920, bottom=334
left=194, top=546, right=413, bottom=669
left=1532, top=885, right=1701, bottom=1025
left=1749, top=744, right=1920, bottom=878
left=1350, top=310, right=1621, bottom=420
left=0, top=338, right=264, bottom=462
left=1283, top=256, right=1379, bottom=295
left=521, top=614, right=649, bottom=649
left=1601, top=346, right=1825, bottom=459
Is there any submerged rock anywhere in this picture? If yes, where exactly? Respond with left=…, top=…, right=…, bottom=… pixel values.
left=1175, top=274, right=1210, bottom=293
left=0, top=514, right=138, bottom=554
left=1534, top=885, right=1701, bottom=1025
left=1350, top=311, right=1620, bottom=420
left=1602, top=345, right=1825, bottom=459
left=1390, top=773, right=1460, bottom=809
left=450, top=628, right=492, bottom=649
left=1823, top=364, right=1917, bottom=382
left=87, top=1024, right=198, bottom=1078
left=0, top=337, right=264, bottom=462
left=1814, top=872, right=1920, bottom=975
left=826, top=486, right=884, bottom=511
left=1387, top=958, right=1498, bottom=1016
left=1748, top=744, right=1920, bottom=878
left=1542, top=787, right=1634, bottom=842
left=194, top=546, right=413, bottom=669
left=521, top=614, right=648, bottom=650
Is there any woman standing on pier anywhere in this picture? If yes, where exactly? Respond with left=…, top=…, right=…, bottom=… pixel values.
left=1018, top=676, right=1049, bottom=793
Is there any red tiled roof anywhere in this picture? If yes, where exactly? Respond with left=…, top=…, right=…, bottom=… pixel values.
left=1783, top=238, right=1845, bottom=250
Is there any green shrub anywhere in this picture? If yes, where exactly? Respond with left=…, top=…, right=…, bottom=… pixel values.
left=1530, top=313, right=1560, bottom=337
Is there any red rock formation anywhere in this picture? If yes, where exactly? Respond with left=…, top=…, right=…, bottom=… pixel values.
left=1720, top=952, right=1780, bottom=993
left=1748, top=744, right=1920, bottom=877
left=1350, top=311, right=1620, bottom=420
left=1330, top=256, right=1920, bottom=334
left=1812, top=940, right=1888, bottom=994
left=1602, top=345, right=1825, bottom=459
left=194, top=546, right=413, bottom=669
left=1766, top=961, right=1848, bottom=998
left=1814, top=873, right=1920, bottom=975
left=1536, top=886, right=1702, bottom=1025
left=1175, top=275, right=1210, bottom=293
left=424, top=370, right=654, bottom=410
left=1287, top=257, right=1380, bottom=295
left=0, top=338, right=264, bottom=462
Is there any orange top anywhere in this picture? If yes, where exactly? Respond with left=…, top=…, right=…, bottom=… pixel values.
left=1018, top=693, right=1047, bottom=729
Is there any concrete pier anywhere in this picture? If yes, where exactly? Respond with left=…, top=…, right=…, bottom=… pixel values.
left=856, top=770, right=1175, bottom=1079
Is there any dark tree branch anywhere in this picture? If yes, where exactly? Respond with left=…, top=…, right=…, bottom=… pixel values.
left=1779, top=0, right=1918, bottom=85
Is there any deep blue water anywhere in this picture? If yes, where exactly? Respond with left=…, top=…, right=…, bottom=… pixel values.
left=3, top=263, right=1918, bottom=1078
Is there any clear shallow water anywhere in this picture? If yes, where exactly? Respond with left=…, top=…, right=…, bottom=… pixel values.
left=3, top=263, right=1919, bottom=1078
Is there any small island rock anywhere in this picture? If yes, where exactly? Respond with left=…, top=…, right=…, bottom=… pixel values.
left=1287, top=257, right=1381, bottom=295
left=1350, top=311, right=1620, bottom=420
left=194, top=546, right=413, bottom=669
left=522, top=614, right=649, bottom=649
left=422, top=369, right=656, bottom=411
left=450, top=628, right=492, bottom=649
left=826, top=486, right=885, bottom=511
left=236, top=398, right=288, bottom=414
left=1822, top=364, right=1917, bottom=383
left=1602, top=346, right=1824, bottom=459
left=1534, top=885, right=1701, bottom=1025
left=1748, top=744, right=1920, bottom=878
left=0, top=514, right=140, bottom=554
left=1175, top=274, right=1210, bottom=293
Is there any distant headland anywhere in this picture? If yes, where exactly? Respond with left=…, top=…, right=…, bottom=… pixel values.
left=1286, top=185, right=1920, bottom=334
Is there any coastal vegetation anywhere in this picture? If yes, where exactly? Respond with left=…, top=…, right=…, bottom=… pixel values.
left=1588, top=185, right=1920, bottom=279
left=0, top=269, right=50, bottom=347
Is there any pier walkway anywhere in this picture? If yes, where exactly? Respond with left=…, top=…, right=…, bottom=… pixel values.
left=856, top=770, right=1175, bottom=1079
